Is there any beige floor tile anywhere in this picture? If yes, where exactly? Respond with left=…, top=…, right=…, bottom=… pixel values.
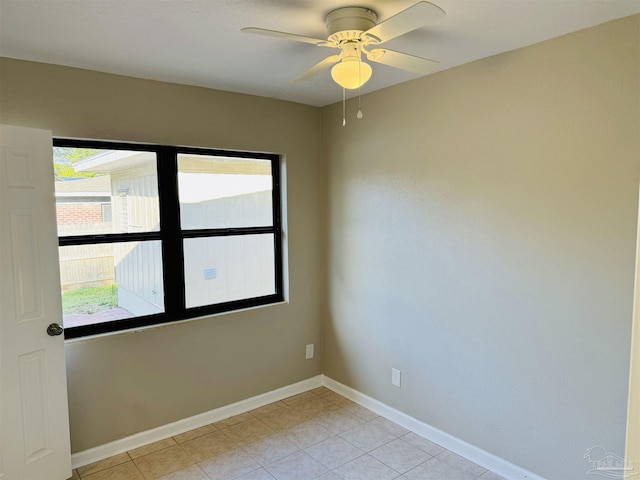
left=333, top=454, right=400, bottom=480
left=319, top=390, right=355, bottom=407
left=214, top=412, right=253, bottom=429
left=235, top=467, right=277, bottom=479
left=344, top=404, right=379, bottom=422
left=250, top=401, right=287, bottom=416
left=316, top=472, right=343, bottom=480
left=78, top=452, right=131, bottom=477
left=128, top=438, right=177, bottom=460
left=339, top=423, right=398, bottom=452
left=400, top=432, right=445, bottom=456
left=304, top=436, right=364, bottom=470
left=181, top=430, right=238, bottom=462
left=310, top=387, right=331, bottom=395
left=478, top=471, right=507, bottom=480
left=436, top=449, right=487, bottom=477
left=81, top=461, right=144, bottom=480
left=369, top=417, right=410, bottom=437
left=173, top=424, right=218, bottom=444
left=315, top=409, right=364, bottom=434
left=279, top=420, right=333, bottom=449
left=133, top=444, right=193, bottom=479
left=242, top=433, right=299, bottom=465
left=289, top=396, right=340, bottom=418
left=199, top=448, right=260, bottom=480
left=265, top=450, right=328, bottom=480
left=156, top=463, right=209, bottom=480
left=220, top=417, right=275, bottom=445
left=404, top=456, right=484, bottom=480
left=281, top=391, right=316, bottom=406
left=255, top=405, right=309, bottom=430
left=369, top=438, right=431, bottom=474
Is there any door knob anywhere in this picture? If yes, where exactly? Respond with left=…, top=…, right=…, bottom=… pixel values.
left=47, top=323, right=64, bottom=336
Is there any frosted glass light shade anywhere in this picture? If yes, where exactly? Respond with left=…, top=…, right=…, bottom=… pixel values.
left=331, top=58, right=372, bottom=89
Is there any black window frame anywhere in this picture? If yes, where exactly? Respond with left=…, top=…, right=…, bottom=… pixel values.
left=54, top=138, right=283, bottom=339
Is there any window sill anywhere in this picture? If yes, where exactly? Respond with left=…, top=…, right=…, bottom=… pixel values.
left=63, top=300, right=289, bottom=344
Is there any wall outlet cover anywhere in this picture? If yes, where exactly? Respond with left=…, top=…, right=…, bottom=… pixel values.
left=392, top=368, right=401, bottom=388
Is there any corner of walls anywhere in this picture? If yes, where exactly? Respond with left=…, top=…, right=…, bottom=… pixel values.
left=0, top=57, right=326, bottom=452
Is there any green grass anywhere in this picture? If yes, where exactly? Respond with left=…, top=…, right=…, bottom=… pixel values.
left=62, top=284, right=118, bottom=315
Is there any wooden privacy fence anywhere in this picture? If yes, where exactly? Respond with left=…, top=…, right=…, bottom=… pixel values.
left=58, top=244, right=114, bottom=292
left=57, top=222, right=115, bottom=292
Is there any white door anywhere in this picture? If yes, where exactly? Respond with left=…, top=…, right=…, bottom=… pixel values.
left=0, top=125, right=72, bottom=480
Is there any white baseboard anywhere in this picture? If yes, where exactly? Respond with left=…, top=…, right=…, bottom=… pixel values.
left=322, top=375, right=546, bottom=480
left=71, top=375, right=323, bottom=469
left=72, top=373, right=544, bottom=480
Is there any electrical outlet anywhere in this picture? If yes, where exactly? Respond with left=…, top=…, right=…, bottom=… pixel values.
left=305, top=344, right=314, bottom=359
left=391, top=368, right=401, bottom=388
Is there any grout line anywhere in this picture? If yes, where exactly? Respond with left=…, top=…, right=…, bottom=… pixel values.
left=131, top=460, right=146, bottom=480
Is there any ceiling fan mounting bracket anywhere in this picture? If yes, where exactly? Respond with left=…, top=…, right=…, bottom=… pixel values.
left=328, top=30, right=364, bottom=45
left=326, top=7, right=377, bottom=38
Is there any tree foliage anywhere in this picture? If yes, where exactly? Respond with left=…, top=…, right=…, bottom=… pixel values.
left=53, top=147, right=102, bottom=179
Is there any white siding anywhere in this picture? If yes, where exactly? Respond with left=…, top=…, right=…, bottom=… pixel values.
left=111, top=164, right=163, bottom=314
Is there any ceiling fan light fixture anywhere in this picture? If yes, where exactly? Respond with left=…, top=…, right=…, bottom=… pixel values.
left=331, top=57, right=372, bottom=89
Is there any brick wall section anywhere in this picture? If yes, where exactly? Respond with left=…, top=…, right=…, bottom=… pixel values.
left=56, top=203, right=103, bottom=225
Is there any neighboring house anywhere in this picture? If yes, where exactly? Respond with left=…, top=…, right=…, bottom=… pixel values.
left=71, top=150, right=273, bottom=316
left=54, top=174, right=112, bottom=234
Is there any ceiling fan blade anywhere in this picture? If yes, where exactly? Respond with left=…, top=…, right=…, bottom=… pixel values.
left=367, top=48, right=439, bottom=75
left=293, top=55, right=341, bottom=82
left=363, top=2, right=445, bottom=44
left=241, top=27, right=334, bottom=47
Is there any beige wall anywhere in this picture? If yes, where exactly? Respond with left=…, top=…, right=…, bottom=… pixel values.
left=322, top=15, right=639, bottom=480
left=0, top=58, right=323, bottom=452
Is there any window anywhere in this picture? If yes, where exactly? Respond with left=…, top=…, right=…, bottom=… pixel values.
left=54, top=139, right=283, bottom=338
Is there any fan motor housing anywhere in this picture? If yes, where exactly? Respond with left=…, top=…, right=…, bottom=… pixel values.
left=326, top=7, right=377, bottom=42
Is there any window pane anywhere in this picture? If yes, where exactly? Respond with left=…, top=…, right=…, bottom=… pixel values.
left=178, top=154, right=273, bottom=229
left=184, top=234, right=275, bottom=308
left=53, top=147, right=160, bottom=236
left=59, top=241, right=164, bottom=328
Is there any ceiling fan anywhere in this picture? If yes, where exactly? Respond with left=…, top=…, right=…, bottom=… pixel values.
left=241, top=2, right=445, bottom=90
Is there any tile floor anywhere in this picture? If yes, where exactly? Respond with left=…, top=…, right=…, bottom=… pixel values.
left=68, top=387, right=506, bottom=480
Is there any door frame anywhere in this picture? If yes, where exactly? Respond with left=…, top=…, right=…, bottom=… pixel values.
left=626, top=185, right=640, bottom=477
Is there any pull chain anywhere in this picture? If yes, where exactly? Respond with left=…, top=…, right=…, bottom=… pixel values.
left=342, top=87, right=346, bottom=127
left=357, top=56, right=363, bottom=119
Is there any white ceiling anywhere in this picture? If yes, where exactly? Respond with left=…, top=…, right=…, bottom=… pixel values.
left=1, top=0, right=638, bottom=107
